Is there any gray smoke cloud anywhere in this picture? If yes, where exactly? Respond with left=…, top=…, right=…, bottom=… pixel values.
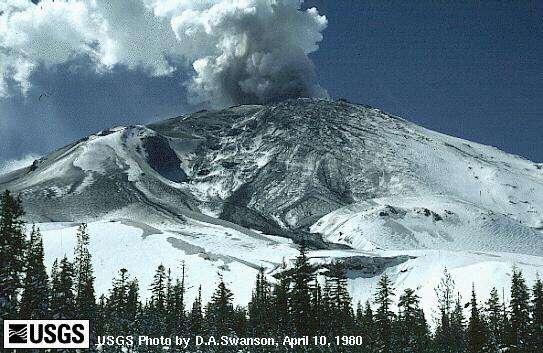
left=0, top=0, right=328, bottom=107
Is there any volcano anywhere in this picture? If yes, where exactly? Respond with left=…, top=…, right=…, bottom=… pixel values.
left=1, top=98, right=542, bottom=310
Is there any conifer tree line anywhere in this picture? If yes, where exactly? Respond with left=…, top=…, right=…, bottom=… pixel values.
left=2, top=190, right=543, bottom=352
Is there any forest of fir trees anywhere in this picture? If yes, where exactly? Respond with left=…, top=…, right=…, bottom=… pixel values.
left=1, top=189, right=543, bottom=353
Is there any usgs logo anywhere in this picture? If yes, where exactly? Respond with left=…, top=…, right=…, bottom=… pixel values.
left=3, top=320, right=89, bottom=349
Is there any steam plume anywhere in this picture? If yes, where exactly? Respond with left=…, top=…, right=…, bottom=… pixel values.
left=0, top=0, right=328, bottom=106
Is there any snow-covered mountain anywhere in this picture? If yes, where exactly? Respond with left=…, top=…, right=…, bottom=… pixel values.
left=1, top=98, right=542, bottom=313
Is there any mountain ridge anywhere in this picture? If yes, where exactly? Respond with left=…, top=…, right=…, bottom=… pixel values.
left=1, top=98, right=542, bottom=250
left=2, top=97, right=543, bottom=312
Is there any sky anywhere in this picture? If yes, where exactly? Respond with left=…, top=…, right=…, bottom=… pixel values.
left=305, top=0, right=542, bottom=162
left=0, top=0, right=542, bottom=169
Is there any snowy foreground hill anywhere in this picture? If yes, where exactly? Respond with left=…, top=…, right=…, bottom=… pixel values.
left=1, top=98, right=542, bottom=317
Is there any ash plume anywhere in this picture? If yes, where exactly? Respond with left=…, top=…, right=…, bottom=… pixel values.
left=0, top=0, right=328, bottom=107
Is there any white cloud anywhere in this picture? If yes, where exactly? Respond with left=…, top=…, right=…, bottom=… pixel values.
left=0, top=0, right=327, bottom=106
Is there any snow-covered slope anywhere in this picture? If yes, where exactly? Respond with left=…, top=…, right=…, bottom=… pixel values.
left=37, top=220, right=543, bottom=319
left=1, top=98, right=542, bottom=311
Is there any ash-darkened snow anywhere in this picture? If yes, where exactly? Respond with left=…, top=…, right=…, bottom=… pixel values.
left=1, top=98, right=542, bottom=308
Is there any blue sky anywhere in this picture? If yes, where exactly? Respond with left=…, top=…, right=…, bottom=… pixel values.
left=1, top=1, right=541, bottom=165
left=305, top=0, right=542, bottom=161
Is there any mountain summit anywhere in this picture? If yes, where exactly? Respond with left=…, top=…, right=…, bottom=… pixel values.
left=1, top=98, right=542, bottom=305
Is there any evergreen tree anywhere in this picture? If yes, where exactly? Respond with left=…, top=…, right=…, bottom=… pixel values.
left=373, top=274, right=395, bottom=353
left=96, top=294, right=107, bottom=337
left=165, top=268, right=175, bottom=335
left=126, top=278, right=141, bottom=333
left=150, top=264, right=167, bottom=312
left=139, top=300, right=164, bottom=353
left=73, top=223, right=99, bottom=353
left=167, top=262, right=187, bottom=336
left=326, top=261, right=354, bottom=334
left=397, top=288, right=430, bottom=353
left=290, top=240, right=315, bottom=336
left=102, top=270, right=140, bottom=353
left=189, top=285, right=203, bottom=335
left=232, top=305, right=247, bottom=337
left=500, top=293, right=513, bottom=351
left=484, top=287, right=504, bottom=351
left=359, top=301, right=375, bottom=352
left=509, top=267, right=531, bottom=352
left=106, top=268, right=130, bottom=333
left=450, top=295, right=467, bottom=353
left=50, top=259, right=59, bottom=294
left=355, top=300, right=363, bottom=327
left=271, top=276, right=291, bottom=335
left=146, top=265, right=167, bottom=339
left=50, top=256, right=76, bottom=319
left=73, top=223, right=97, bottom=322
left=19, top=225, right=49, bottom=319
left=248, top=267, right=272, bottom=334
left=467, top=284, right=487, bottom=353
left=530, top=276, right=543, bottom=353
left=206, top=275, right=235, bottom=335
left=434, top=268, right=456, bottom=353
left=0, top=190, right=26, bottom=325
left=316, top=280, right=333, bottom=335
